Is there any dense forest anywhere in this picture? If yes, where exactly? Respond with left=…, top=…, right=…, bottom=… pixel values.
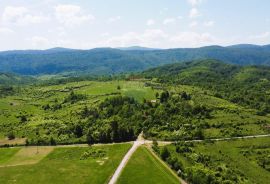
left=1, top=45, right=270, bottom=76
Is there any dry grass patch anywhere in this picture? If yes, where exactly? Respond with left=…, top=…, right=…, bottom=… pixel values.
left=0, top=138, right=26, bottom=146
left=1, top=147, right=54, bottom=167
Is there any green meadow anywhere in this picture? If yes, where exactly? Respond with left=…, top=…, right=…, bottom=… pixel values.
left=0, top=143, right=131, bottom=184
left=117, top=146, right=180, bottom=184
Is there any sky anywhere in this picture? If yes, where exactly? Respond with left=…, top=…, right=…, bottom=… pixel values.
left=0, top=0, right=269, bottom=50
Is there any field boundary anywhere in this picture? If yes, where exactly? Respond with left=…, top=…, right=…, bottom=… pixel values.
left=152, top=134, right=270, bottom=145
left=145, top=145, right=187, bottom=184
left=2, top=134, right=270, bottom=149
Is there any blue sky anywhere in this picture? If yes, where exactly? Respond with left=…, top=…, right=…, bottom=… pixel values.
left=0, top=0, right=269, bottom=50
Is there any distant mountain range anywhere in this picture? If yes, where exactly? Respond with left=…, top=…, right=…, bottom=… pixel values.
left=116, top=46, right=161, bottom=51
left=0, top=44, right=270, bottom=76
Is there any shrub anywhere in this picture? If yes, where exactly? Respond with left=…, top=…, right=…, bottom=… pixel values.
left=7, top=132, right=15, bottom=140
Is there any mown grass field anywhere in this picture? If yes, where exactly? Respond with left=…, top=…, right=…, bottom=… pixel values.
left=0, top=143, right=131, bottom=184
left=166, top=137, right=270, bottom=184
left=117, top=146, right=180, bottom=184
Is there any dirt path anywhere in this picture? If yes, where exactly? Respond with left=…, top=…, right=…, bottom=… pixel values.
left=4, top=134, right=270, bottom=149
left=149, top=134, right=270, bottom=145
left=108, top=134, right=144, bottom=184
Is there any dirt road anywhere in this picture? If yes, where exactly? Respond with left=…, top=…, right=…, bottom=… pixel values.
left=108, top=135, right=144, bottom=184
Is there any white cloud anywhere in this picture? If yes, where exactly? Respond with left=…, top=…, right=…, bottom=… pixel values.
left=233, top=32, right=270, bottom=45
left=108, top=16, right=121, bottom=23
left=0, top=27, right=14, bottom=34
left=189, top=8, right=201, bottom=18
left=204, top=21, right=215, bottom=27
left=31, top=36, right=49, bottom=47
left=170, top=32, right=215, bottom=47
left=99, top=29, right=216, bottom=48
left=189, top=21, right=198, bottom=28
left=178, top=16, right=183, bottom=20
left=249, top=32, right=270, bottom=39
left=163, top=18, right=176, bottom=25
left=2, top=6, right=49, bottom=26
left=101, top=29, right=168, bottom=47
left=55, top=4, right=95, bottom=26
left=187, top=0, right=203, bottom=6
left=159, top=8, right=169, bottom=15
left=146, top=19, right=155, bottom=26
left=2, top=6, right=28, bottom=24
left=100, top=32, right=110, bottom=37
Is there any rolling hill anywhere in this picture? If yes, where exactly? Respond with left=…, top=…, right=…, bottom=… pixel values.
left=0, top=45, right=270, bottom=76
left=142, top=59, right=270, bottom=112
left=0, top=73, right=36, bottom=85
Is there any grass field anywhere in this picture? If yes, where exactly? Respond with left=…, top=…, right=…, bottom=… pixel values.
left=0, top=143, right=131, bottom=184
left=165, top=137, right=270, bottom=184
left=117, top=146, right=180, bottom=184
left=1, top=147, right=54, bottom=167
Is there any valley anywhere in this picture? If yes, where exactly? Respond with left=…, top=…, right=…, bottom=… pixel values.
left=0, top=59, right=270, bottom=183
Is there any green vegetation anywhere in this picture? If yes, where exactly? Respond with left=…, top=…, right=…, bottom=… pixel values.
left=0, top=148, right=20, bottom=164
left=1, top=61, right=270, bottom=144
left=0, top=73, right=36, bottom=85
left=1, top=46, right=270, bottom=76
left=117, top=146, right=179, bottom=184
left=143, top=59, right=270, bottom=112
left=0, top=143, right=131, bottom=184
left=1, top=59, right=270, bottom=183
left=0, top=80, right=158, bottom=145
left=156, top=137, right=270, bottom=184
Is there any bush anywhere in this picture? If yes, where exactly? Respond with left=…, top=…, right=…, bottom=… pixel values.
left=161, top=147, right=170, bottom=160
left=7, top=132, right=15, bottom=140
left=152, top=140, right=159, bottom=153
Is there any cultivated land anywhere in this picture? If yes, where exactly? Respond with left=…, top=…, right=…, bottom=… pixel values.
left=162, top=137, right=270, bottom=184
left=117, top=146, right=180, bottom=184
left=0, top=80, right=159, bottom=144
left=0, top=143, right=131, bottom=184
left=0, top=60, right=270, bottom=183
left=1, top=79, right=269, bottom=145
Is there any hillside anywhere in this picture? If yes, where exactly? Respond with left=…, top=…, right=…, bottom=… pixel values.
left=143, top=60, right=270, bottom=113
left=1, top=63, right=270, bottom=183
left=0, top=73, right=36, bottom=85
left=1, top=45, right=270, bottom=76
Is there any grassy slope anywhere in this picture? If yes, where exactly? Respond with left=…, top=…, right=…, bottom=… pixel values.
left=117, top=146, right=179, bottom=184
left=1, top=79, right=269, bottom=142
left=146, top=84, right=270, bottom=140
left=167, top=137, right=270, bottom=184
left=0, top=148, right=20, bottom=164
left=0, top=80, right=158, bottom=139
left=0, top=143, right=131, bottom=184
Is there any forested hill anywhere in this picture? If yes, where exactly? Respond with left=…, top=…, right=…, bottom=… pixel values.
left=142, top=59, right=270, bottom=114
left=1, top=45, right=270, bottom=75
left=0, top=73, right=36, bottom=85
